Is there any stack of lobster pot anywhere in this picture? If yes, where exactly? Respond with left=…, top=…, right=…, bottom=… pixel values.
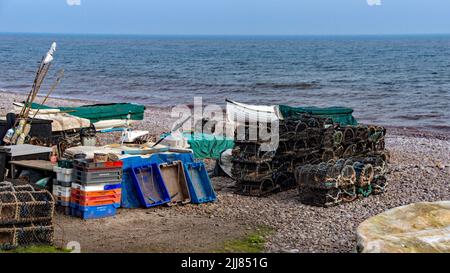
left=232, top=123, right=279, bottom=196
left=231, top=115, right=334, bottom=196
left=296, top=161, right=357, bottom=207
left=332, top=125, right=386, bottom=159
left=341, top=151, right=390, bottom=195
left=52, top=160, right=75, bottom=215
left=0, top=182, right=55, bottom=250
left=272, top=116, right=334, bottom=189
left=296, top=124, right=389, bottom=207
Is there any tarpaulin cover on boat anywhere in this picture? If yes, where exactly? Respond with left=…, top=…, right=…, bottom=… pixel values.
left=29, top=103, right=145, bottom=123
left=278, top=105, right=358, bottom=126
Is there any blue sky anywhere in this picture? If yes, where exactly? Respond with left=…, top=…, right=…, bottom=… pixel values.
left=0, top=0, right=449, bottom=35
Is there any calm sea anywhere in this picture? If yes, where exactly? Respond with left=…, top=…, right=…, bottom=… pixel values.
left=0, top=33, right=449, bottom=131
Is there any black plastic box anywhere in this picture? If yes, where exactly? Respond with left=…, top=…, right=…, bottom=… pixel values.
left=0, top=118, right=53, bottom=140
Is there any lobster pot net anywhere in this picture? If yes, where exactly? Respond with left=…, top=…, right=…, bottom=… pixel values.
left=232, top=142, right=276, bottom=163
left=232, top=115, right=334, bottom=196
left=0, top=182, right=55, bottom=250
left=231, top=114, right=389, bottom=202
left=342, top=152, right=389, bottom=195
left=332, top=125, right=386, bottom=159
left=0, top=189, right=55, bottom=225
left=0, top=222, right=54, bottom=250
left=295, top=154, right=388, bottom=207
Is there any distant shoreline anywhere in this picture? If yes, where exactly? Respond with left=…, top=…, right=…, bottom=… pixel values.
left=1, top=90, right=448, bottom=140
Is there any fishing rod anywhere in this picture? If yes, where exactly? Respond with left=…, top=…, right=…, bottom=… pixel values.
left=14, top=69, right=66, bottom=145
left=3, top=42, right=57, bottom=144
left=31, top=69, right=65, bottom=120
left=23, top=43, right=56, bottom=119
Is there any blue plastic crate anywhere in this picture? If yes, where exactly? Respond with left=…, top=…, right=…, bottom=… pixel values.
left=69, top=203, right=119, bottom=220
left=130, top=163, right=171, bottom=208
left=120, top=153, right=195, bottom=208
left=104, top=183, right=122, bottom=190
left=183, top=162, right=217, bottom=204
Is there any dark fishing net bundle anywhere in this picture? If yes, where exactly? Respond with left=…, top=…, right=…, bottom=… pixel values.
left=0, top=182, right=55, bottom=250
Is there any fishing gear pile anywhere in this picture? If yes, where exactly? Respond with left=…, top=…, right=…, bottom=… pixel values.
left=332, top=125, right=386, bottom=159
left=296, top=124, right=388, bottom=207
left=231, top=115, right=334, bottom=196
left=231, top=114, right=389, bottom=206
left=2, top=43, right=58, bottom=146
left=0, top=182, right=55, bottom=250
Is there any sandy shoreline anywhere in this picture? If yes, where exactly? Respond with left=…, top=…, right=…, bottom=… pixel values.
left=1, top=90, right=449, bottom=253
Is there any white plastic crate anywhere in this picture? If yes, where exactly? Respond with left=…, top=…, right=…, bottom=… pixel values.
left=53, top=166, right=74, bottom=183
left=71, top=182, right=121, bottom=192
left=52, top=185, right=71, bottom=198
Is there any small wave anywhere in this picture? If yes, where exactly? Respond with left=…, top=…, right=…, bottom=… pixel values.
left=396, top=113, right=444, bottom=121
left=1, top=84, right=30, bottom=89
left=253, top=82, right=320, bottom=90
left=426, top=124, right=450, bottom=132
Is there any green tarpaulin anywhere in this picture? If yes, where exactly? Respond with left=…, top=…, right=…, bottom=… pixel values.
left=29, top=102, right=145, bottom=123
left=278, top=105, right=357, bottom=126
left=162, top=132, right=235, bottom=159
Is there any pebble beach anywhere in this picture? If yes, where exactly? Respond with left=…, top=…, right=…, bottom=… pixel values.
left=1, top=91, right=449, bottom=253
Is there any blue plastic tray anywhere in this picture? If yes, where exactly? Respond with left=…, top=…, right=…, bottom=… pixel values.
left=69, top=203, right=119, bottom=219
left=183, top=162, right=216, bottom=204
left=130, top=163, right=171, bottom=208
left=120, top=153, right=195, bottom=208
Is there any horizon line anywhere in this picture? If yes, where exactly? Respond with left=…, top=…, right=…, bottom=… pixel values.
left=1, top=31, right=450, bottom=37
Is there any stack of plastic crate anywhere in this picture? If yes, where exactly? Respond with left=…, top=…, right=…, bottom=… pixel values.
left=70, top=159, right=123, bottom=219
left=52, top=160, right=75, bottom=215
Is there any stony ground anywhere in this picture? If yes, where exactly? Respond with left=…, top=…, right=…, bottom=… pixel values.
left=1, top=92, right=449, bottom=253
left=206, top=135, right=450, bottom=253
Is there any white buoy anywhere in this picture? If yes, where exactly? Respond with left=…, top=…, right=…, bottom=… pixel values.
left=43, top=42, right=57, bottom=64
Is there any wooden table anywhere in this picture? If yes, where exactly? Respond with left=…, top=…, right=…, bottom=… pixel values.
left=9, top=160, right=55, bottom=183
left=10, top=160, right=55, bottom=172
left=0, top=144, right=52, bottom=180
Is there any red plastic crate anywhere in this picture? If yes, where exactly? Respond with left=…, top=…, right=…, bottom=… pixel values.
left=70, top=195, right=120, bottom=207
left=71, top=188, right=121, bottom=198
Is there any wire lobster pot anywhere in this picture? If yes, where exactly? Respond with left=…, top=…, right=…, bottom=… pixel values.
left=231, top=114, right=389, bottom=202
left=0, top=191, right=55, bottom=225
left=0, top=182, right=55, bottom=250
left=295, top=153, right=388, bottom=207
left=0, top=222, right=54, bottom=250
left=332, top=125, right=386, bottom=159
left=341, top=152, right=389, bottom=195
left=232, top=115, right=334, bottom=196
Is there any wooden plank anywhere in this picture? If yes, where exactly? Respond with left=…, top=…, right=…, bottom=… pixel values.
left=9, top=160, right=55, bottom=172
